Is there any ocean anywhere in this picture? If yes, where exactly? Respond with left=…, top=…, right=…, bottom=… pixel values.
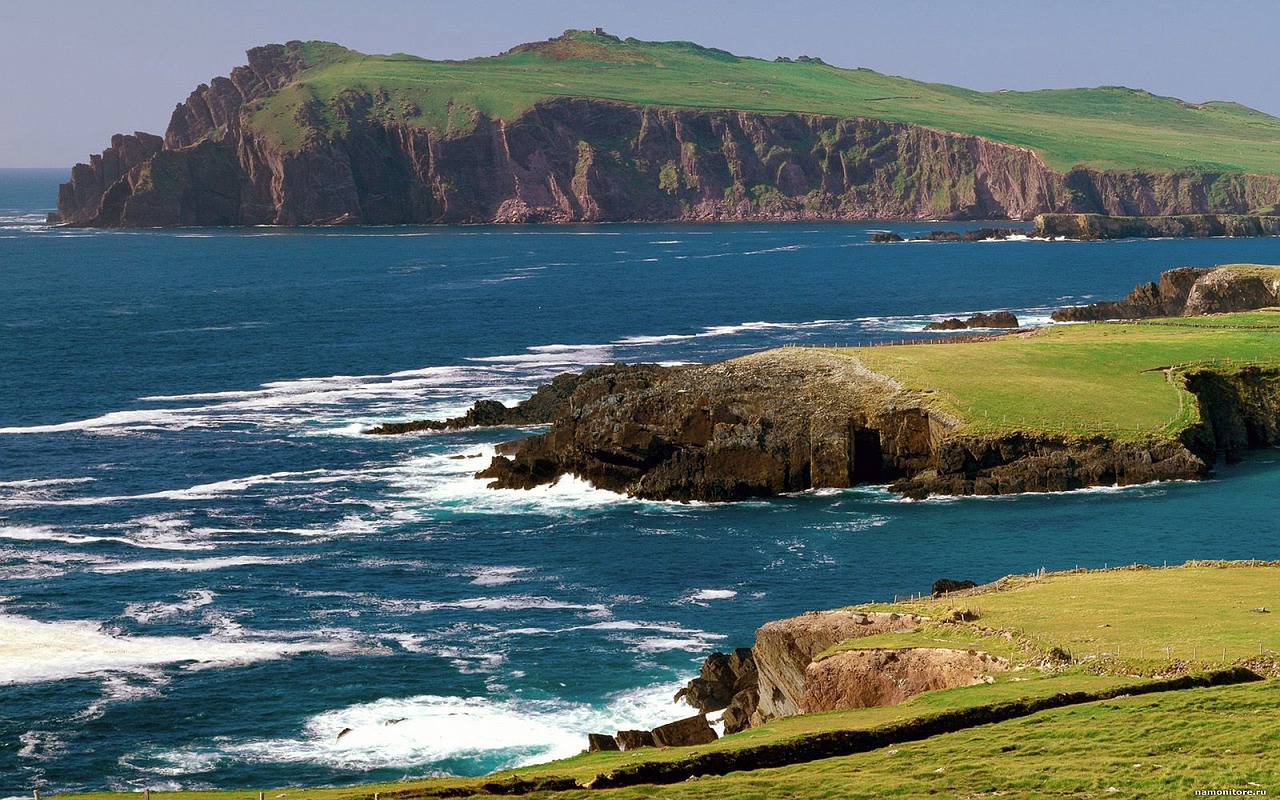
left=1, top=168, right=1278, bottom=793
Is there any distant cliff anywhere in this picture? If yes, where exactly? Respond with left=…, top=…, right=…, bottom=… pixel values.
left=56, top=41, right=1280, bottom=227
left=1053, top=264, right=1280, bottom=321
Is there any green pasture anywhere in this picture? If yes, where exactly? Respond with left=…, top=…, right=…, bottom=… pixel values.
left=244, top=32, right=1280, bottom=174
left=837, top=303, right=1280, bottom=439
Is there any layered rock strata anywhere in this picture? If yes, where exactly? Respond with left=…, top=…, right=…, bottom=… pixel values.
left=1052, top=265, right=1280, bottom=321
left=476, top=348, right=1229, bottom=501
left=1034, top=212, right=1280, bottom=240
left=56, top=43, right=1280, bottom=227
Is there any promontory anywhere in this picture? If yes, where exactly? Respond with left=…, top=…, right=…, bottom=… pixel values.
left=419, top=264, right=1280, bottom=502
left=56, top=30, right=1280, bottom=227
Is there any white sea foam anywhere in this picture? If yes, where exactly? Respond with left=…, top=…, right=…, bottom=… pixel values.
left=148, top=679, right=689, bottom=774
left=417, top=595, right=612, bottom=617
left=122, top=590, right=217, bottom=623
left=0, top=613, right=352, bottom=685
left=681, top=589, right=739, bottom=603
left=465, top=566, right=535, bottom=586
left=93, top=555, right=299, bottom=574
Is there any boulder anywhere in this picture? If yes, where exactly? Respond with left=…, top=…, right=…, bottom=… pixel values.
left=615, top=729, right=656, bottom=750
left=586, top=733, right=619, bottom=752
left=924, top=311, right=1018, bottom=331
left=675, top=647, right=757, bottom=713
left=932, top=578, right=978, bottom=597
left=650, top=714, right=717, bottom=747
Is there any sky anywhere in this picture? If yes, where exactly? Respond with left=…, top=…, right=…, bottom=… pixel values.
left=3, top=0, right=1278, bottom=167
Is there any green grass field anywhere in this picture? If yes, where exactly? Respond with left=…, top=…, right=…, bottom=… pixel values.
left=58, top=564, right=1280, bottom=800
left=246, top=31, right=1280, bottom=175
left=833, top=295, right=1280, bottom=439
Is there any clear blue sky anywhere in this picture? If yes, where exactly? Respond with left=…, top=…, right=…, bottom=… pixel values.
left=3, top=0, right=1277, bottom=167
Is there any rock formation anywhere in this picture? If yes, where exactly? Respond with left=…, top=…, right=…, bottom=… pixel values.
left=1034, top=212, right=1280, bottom=240
left=800, top=648, right=1006, bottom=712
left=476, top=347, right=1230, bottom=501
left=56, top=42, right=1280, bottom=227
left=364, top=363, right=665, bottom=434
left=924, top=311, right=1019, bottom=331
left=1052, top=265, right=1280, bottom=321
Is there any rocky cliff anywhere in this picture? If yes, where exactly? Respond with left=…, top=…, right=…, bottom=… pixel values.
left=1034, top=212, right=1280, bottom=240
left=56, top=42, right=1280, bottom=227
left=476, top=347, right=1228, bottom=501
left=1052, top=264, right=1280, bottom=321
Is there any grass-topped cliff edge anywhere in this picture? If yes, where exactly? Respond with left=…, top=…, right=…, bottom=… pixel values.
left=249, top=31, right=1280, bottom=175
left=478, top=266, right=1280, bottom=500
left=59, top=31, right=1280, bottom=226
left=56, top=562, right=1280, bottom=799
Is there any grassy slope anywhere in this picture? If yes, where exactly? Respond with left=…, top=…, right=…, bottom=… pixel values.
left=835, top=290, right=1280, bottom=439
left=247, top=32, right=1280, bottom=174
left=60, top=564, right=1280, bottom=800
left=548, top=680, right=1280, bottom=799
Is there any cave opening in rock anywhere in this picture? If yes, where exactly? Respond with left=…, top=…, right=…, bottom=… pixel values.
left=851, top=427, right=885, bottom=484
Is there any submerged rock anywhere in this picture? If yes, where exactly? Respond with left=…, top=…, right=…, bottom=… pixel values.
left=924, top=311, right=1019, bottom=331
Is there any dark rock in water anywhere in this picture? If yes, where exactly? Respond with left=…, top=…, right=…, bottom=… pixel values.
left=675, top=647, right=758, bottom=713
left=365, top=363, right=670, bottom=434
left=650, top=714, right=717, bottom=747
left=870, top=231, right=904, bottom=242
left=480, top=348, right=1220, bottom=501
left=932, top=578, right=978, bottom=597
left=45, top=212, right=62, bottom=224
left=908, top=227, right=1024, bottom=243
left=587, top=732, right=620, bottom=752
left=615, top=729, right=656, bottom=750
left=923, top=311, right=1019, bottom=331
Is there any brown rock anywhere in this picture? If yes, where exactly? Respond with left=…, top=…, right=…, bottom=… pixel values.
left=614, top=729, right=656, bottom=750
left=586, top=733, right=619, bottom=752
left=800, top=648, right=1007, bottom=712
left=57, top=41, right=1280, bottom=228
left=650, top=714, right=717, bottom=748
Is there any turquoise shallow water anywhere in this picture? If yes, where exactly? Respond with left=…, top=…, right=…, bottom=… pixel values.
left=1, top=168, right=1278, bottom=793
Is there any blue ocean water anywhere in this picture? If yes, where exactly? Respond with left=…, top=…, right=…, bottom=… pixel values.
left=1, top=167, right=1279, bottom=793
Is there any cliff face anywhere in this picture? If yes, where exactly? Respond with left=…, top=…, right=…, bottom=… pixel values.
left=801, top=648, right=1005, bottom=713
left=1035, top=212, right=1280, bottom=240
left=1053, top=265, right=1280, bottom=321
left=56, top=44, right=1280, bottom=226
left=476, top=348, right=1225, bottom=501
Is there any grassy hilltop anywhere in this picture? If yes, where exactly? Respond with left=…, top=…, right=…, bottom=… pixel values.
left=61, top=563, right=1280, bottom=799
left=846, top=304, right=1280, bottom=441
left=251, top=31, right=1280, bottom=174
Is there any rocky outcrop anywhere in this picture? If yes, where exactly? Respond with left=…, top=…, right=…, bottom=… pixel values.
left=924, top=311, right=1019, bottom=331
left=477, top=347, right=1229, bottom=501
left=932, top=578, right=978, bottom=597
left=363, top=363, right=665, bottom=435
left=650, top=714, right=718, bottom=747
left=674, top=647, right=756, bottom=714
left=1034, top=212, right=1280, bottom=240
left=749, top=610, right=923, bottom=728
left=1181, top=367, right=1280, bottom=462
left=57, top=43, right=1280, bottom=227
left=477, top=349, right=938, bottom=501
left=1052, top=265, right=1280, bottom=321
left=801, top=648, right=1006, bottom=712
